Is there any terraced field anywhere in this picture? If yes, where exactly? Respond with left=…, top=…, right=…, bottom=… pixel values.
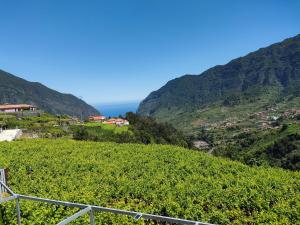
left=0, top=139, right=299, bottom=224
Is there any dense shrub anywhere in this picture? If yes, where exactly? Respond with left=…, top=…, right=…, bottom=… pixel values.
left=126, top=112, right=192, bottom=148
left=264, top=134, right=300, bottom=170
left=214, top=129, right=300, bottom=171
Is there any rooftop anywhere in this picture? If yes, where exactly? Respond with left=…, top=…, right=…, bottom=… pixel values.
left=0, top=104, right=36, bottom=110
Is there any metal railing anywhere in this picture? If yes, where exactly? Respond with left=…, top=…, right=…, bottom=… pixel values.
left=0, top=169, right=6, bottom=184
left=0, top=169, right=7, bottom=200
left=0, top=174, right=215, bottom=225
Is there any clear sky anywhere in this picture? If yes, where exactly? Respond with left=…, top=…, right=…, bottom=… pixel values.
left=0, top=0, right=299, bottom=104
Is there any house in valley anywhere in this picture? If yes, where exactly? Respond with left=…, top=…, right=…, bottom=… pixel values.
left=102, top=118, right=116, bottom=124
left=89, top=115, right=129, bottom=126
left=193, top=140, right=210, bottom=149
left=89, top=115, right=106, bottom=122
left=0, top=104, right=37, bottom=113
left=115, top=118, right=129, bottom=126
left=102, top=118, right=129, bottom=126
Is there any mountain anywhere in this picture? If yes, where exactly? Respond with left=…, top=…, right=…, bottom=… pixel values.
left=0, top=69, right=99, bottom=117
left=138, top=34, right=300, bottom=132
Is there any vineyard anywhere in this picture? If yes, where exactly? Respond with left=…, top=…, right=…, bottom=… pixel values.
left=0, top=139, right=299, bottom=224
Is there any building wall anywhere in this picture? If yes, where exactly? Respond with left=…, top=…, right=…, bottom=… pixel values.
left=3, top=109, right=17, bottom=112
left=0, top=108, right=37, bottom=113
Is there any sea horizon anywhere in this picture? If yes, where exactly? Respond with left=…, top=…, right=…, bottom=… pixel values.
left=93, top=100, right=140, bottom=117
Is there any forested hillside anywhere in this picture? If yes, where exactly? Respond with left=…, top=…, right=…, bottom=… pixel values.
left=138, top=34, right=300, bottom=132
left=0, top=140, right=299, bottom=225
left=212, top=122, right=300, bottom=170
left=0, top=69, right=99, bottom=117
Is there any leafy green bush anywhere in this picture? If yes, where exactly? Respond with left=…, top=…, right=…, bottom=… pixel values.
left=264, top=134, right=300, bottom=170
left=126, top=112, right=192, bottom=148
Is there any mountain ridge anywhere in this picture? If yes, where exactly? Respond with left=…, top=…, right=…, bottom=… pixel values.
left=138, top=34, right=300, bottom=131
left=0, top=69, right=99, bottom=117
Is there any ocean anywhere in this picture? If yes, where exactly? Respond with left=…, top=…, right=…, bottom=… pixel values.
left=94, top=101, right=140, bottom=117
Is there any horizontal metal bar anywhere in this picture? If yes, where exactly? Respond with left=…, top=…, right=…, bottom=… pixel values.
left=141, top=213, right=212, bottom=225
left=18, top=195, right=87, bottom=208
left=0, top=195, right=17, bottom=204
left=57, top=206, right=91, bottom=225
left=92, top=205, right=139, bottom=217
left=0, top=181, right=15, bottom=195
left=18, top=194, right=214, bottom=225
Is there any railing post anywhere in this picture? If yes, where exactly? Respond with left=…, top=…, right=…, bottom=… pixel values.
left=0, top=169, right=4, bottom=197
left=89, top=208, right=95, bottom=225
left=16, top=198, right=21, bottom=225
left=0, top=170, right=4, bottom=201
left=0, top=183, right=2, bottom=201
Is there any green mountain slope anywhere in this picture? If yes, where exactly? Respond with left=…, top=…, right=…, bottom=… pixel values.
left=212, top=121, right=300, bottom=170
left=0, top=139, right=299, bottom=224
left=0, top=69, right=99, bottom=117
left=138, top=35, right=300, bottom=132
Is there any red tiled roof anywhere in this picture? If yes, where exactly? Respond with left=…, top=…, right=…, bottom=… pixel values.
left=89, top=115, right=106, bottom=120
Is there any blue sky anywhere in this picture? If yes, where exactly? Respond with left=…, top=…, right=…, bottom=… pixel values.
left=0, top=0, right=299, bottom=104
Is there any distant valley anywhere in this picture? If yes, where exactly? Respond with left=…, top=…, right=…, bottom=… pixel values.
left=138, top=34, right=300, bottom=170
left=138, top=34, right=300, bottom=133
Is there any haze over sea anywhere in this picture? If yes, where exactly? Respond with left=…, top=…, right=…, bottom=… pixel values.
left=94, top=101, right=139, bottom=117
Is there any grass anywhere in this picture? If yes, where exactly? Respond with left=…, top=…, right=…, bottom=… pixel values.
left=81, top=122, right=129, bottom=133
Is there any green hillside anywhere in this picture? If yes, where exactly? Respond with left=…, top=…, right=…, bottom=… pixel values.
left=0, top=69, right=99, bottom=118
left=0, top=140, right=299, bottom=224
left=213, top=122, right=300, bottom=170
left=138, top=34, right=300, bottom=133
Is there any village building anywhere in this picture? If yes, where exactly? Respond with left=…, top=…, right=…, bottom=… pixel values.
left=0, top=104, right=37, bottom=113
left=269, top=115, right=280, bottom=121
left=102, top=118, right=129, bottom=126
left=102, top=118, right=116, bottom=125
left=115, top=118, right=129, bottom=126
left=193, top=140, right=210, bottom=150
left=89, top=115, right=106, bottom=122
left=282, top=109, right=300, bottom=118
